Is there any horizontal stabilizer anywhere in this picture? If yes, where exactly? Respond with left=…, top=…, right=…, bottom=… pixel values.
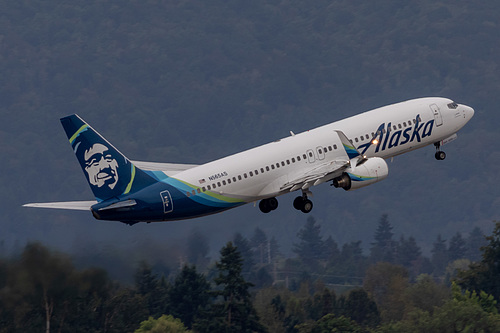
left=131, top=160, right=198, bottom=176
left=23, top=201, right=97, bottom=211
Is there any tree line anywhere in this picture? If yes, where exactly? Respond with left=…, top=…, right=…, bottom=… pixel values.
left=1, top=217, right=500, bottom=332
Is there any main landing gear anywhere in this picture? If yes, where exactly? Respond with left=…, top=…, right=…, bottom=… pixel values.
left=293, top=192, right=313, bottom=214
left=434, top=142, right=446, bottom=160
left=259, top=197, right=279, bottom=213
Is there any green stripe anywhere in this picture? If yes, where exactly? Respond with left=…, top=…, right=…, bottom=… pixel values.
left=69, top=124, right=89, bottom=144
left=175, top=178, right=244, bottom=203
left=124, top=165, right=136, bottom=194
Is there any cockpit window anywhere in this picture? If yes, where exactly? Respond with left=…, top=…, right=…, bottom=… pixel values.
left=447, top=102, right=458, bottom=109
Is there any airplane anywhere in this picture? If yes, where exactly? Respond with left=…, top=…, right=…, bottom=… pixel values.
left=24, top=97, right=474, bottom=225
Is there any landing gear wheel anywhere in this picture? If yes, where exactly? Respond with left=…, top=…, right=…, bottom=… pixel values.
left=293, top=196, right=304, bottom=210
left=259, top=197, right=278, bottom=213
left=435, top=151, right=446, bottom=160
left=293, top=195, right=313, bottom=213
left=267, top=197, right=278, bottom=210
left=434, top=142, right=446, bottom=160
left=259, top=200, right=271, bottom=213
left=300, top=199, right=313, bottom=213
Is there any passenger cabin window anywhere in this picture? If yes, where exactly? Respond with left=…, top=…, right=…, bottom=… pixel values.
left=303, top=154, right=307, bottom=159
left=249, top=171, right=253, bottom=177
left=197, top=188, right=201, bottom=194
left=217, top=182, right=221, bottom=187
left=291, top=158, right=295, bottom=163
left=266, top=166, right=270, bottom=171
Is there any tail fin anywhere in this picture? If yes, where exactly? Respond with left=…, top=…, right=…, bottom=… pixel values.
left=60, top=115, right=156, bottom=202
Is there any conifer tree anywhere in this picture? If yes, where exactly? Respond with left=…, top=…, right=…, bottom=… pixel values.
left=195, top=242, right=265, bottom=333
left=251, top=227, right=268, bottom=265
left=233, top=233, right=255, bottom=274
left=466, top=227, right=486, bottom=262
left=397, top=235, right=421, bottom=268
left=370, top=214, right=396, bottom=263
left=448, top=232, right=467, bottom=261
left=168, top=265, right=210, bottom=329
left=457, top=221, right=500, bottom=304
left=293, top=216, right=325, bottom=262
left=431, top=234, right=449, bottom=276
left=134, top=261, right=169, bottom=318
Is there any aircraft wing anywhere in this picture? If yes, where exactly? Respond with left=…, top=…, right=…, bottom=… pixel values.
left=23, top=201, right=97, bottom=211
left=281, top=159, right=350, bottom=192
left=281, top=129, right=370, bottom=192
left=131, top=161, right=199, bottom=176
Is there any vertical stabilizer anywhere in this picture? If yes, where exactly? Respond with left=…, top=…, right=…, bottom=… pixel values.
left=60, top=115, right=156, bottom=202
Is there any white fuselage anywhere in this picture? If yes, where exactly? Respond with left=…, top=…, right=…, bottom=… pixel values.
left=24, top=97, right=475, bottom=222
left=173, top=97, right=474, bottom=203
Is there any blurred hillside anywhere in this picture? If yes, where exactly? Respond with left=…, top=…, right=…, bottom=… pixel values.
left=1, top=1, right=498, bottom=264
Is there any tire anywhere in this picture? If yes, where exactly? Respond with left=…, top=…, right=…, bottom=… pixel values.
left=301, top=199, right=313, bottom=213
left=259, top=200, right=271, bottom=213
left=293, top=196, right=304, bottom=210
left=268, top=197, right=278, bottom=211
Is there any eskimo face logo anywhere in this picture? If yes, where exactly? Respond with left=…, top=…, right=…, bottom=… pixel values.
left=84, top=143, right=119, bottom=190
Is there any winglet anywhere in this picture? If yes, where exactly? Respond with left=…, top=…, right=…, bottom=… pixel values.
left=335, top=130, right=367, bottom=166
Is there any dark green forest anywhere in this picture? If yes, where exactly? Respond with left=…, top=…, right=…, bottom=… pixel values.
left=1, top=0, right=500, bottom=330
left=2, top=218, right=500, bottom=332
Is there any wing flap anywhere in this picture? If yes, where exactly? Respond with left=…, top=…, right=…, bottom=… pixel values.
left=23, top=201, right=97, bottom=211
left=281, top=159, right=349, bottom=191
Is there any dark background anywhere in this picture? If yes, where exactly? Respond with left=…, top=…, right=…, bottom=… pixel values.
left=1, top=0, right=498, bottom=279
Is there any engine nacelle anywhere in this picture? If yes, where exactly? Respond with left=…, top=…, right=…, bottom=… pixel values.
left=332, top=157, right=388, bottom=191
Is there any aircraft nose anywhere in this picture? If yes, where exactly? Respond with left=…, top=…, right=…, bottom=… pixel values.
left=464, top=105, right=475, bottom=121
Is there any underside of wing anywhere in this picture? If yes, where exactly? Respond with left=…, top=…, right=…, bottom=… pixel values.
left=281, top=159, right=350, bottom=192
left=132, top=161, right=199, bottom=176
left=23, top=201, right=97, bottom=211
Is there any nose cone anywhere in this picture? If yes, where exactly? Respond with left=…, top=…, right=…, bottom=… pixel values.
left=464, top=105, right=475, bottom=122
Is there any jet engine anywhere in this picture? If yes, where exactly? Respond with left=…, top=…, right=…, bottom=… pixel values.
left=332, top=157, right=388, bottom=191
